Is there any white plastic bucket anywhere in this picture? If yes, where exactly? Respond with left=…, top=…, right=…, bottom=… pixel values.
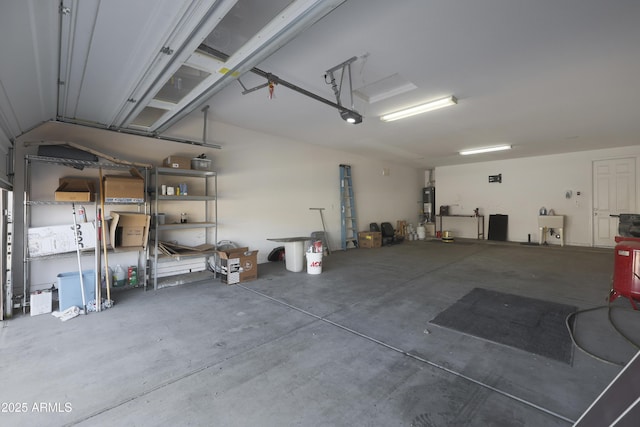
left=306, top=252, right=323, bottom=274
left=417, top=226, right=426, bottom=240
left=285, top=241, right=306, bottom=272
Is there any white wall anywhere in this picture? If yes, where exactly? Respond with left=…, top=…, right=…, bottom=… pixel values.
left=13, top=121, right=422, bottom=290
left=434, top=146, right=640, bottom=246
left=186, top=122, right=423, bottom=261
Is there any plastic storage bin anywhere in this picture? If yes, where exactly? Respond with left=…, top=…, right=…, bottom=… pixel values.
left=191, top=158, right=212, bottom=170
left=57, top=270, right=96, bottom=311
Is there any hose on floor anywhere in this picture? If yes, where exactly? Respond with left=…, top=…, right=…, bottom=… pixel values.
left=566, top=298, right=640, bottom=367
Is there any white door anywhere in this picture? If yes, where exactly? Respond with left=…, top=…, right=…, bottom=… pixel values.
left=593, top=158, right=636, bottom=247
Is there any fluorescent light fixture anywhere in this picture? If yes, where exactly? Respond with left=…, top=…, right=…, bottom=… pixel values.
left=459, top=145, right=512, bottom=156
left=380, top=95, right=457, bottom=122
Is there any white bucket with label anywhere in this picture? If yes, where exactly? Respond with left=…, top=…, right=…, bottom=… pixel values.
left=417, top=226, right=426, bottom=240
left=306, top=252, right=323, bottom=274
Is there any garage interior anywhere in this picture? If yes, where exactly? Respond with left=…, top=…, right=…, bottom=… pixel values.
left=2, top=1, right=640, bottom=426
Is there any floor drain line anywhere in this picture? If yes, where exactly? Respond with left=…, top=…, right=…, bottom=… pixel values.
left=238, top=284, right=575, bottom=425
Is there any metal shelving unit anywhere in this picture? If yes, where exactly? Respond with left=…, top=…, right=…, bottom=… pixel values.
left=151, top=167, right=217, bottom=290
left=23, top=155, right=150, bottom=313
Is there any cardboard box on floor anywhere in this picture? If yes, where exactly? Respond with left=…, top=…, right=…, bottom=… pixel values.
left=358, top=231, right=382, bottom=248
left=217, top=247, right=258, bottom=285
left=55, top=177, right=96, bottom=202
left=103, top=169, right=145, bottom=203
left=110, top=211, right=150, bottom=251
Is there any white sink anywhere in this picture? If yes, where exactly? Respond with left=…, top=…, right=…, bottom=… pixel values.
left=538, top=215, right=564, bottom=228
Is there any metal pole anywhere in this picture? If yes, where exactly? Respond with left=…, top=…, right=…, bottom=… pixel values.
left=309, top=208, right=331, bottom=255
left=199, top=45, right=362, bottom=120
left=71, top=203, right=87, bottom=314
left=201, top=105, right=209, bottom=144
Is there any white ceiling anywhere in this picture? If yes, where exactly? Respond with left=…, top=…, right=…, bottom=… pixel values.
left=1, top=0, right=640, bottom=168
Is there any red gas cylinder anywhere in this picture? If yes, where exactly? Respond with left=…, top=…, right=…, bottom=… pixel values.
left=610, top=237, right=640, bottom=309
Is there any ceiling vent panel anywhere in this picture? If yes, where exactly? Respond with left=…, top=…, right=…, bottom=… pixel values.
left=202, top=0, right=295, bottom=55
left=354, top=73, right=417, bottom=104
left=154, top=65, right=212, bottom=104
left=131, top=106, right=170, bottom=128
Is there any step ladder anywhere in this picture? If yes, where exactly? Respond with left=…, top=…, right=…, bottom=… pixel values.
left=340, top=164, right=358, bottom=249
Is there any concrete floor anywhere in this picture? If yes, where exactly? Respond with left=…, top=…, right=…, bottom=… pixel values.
left=2, top=239, right=639, bottom=426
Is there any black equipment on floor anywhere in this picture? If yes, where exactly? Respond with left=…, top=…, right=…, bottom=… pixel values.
left=488, top=214, right=508, bottom=241
left=381, top=222, right=396, bottom=245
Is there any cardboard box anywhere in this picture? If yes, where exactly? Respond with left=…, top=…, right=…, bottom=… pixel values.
left=358, top=231, right=382, bottom=248
left=163, top=156, right=191, bottom=169
left=110, top=212, right=150, bottom=250
left=217, top=247, right=258, bottom=284
left=28, top=222, right=97, bottom=257
left=30, top=289, right=52, bottom=316
left=55, top=177, right=95, bottom=202
left=104, top=169, right=144, bottom=203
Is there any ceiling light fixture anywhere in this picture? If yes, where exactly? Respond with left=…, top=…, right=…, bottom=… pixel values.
left=380, top=95, right=457, bottom=122
left=459, top=145, right=512, bottom=155
left=340, top=109, right=362, bottom=124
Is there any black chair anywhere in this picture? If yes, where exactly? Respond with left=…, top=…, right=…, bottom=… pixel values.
left=380, top=222, right=395, bottom=245
left=370, top=222, right=380, bottom=232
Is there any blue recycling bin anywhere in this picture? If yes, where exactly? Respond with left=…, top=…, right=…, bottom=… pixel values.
left=57, top=270, right=96, bottom=311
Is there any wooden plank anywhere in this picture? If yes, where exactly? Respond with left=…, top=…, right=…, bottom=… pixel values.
left=161, top=241, right=214, bottom=252
left=194, top=243, right=216, bottom=251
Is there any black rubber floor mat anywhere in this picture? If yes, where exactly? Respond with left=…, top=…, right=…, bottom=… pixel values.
left=430, top=287, right=576, bottom=364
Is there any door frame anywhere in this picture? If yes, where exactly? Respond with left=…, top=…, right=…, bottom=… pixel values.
left=592, top=157, right=637, bottom=247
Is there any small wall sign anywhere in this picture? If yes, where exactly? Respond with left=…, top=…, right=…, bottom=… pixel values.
left=488, top=174, right=502, bottom=183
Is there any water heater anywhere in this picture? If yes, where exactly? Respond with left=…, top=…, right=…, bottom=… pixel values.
left=422, top=186, right=435, bottom=223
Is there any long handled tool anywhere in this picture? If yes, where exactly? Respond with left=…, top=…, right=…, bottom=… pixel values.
left=71, top=202, right=87, bottom=314
left=309, top=207, right=331, bottom=255
left=95, top=207, right=102, bottom=312
left=99, top=168, right=112, bottom=306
